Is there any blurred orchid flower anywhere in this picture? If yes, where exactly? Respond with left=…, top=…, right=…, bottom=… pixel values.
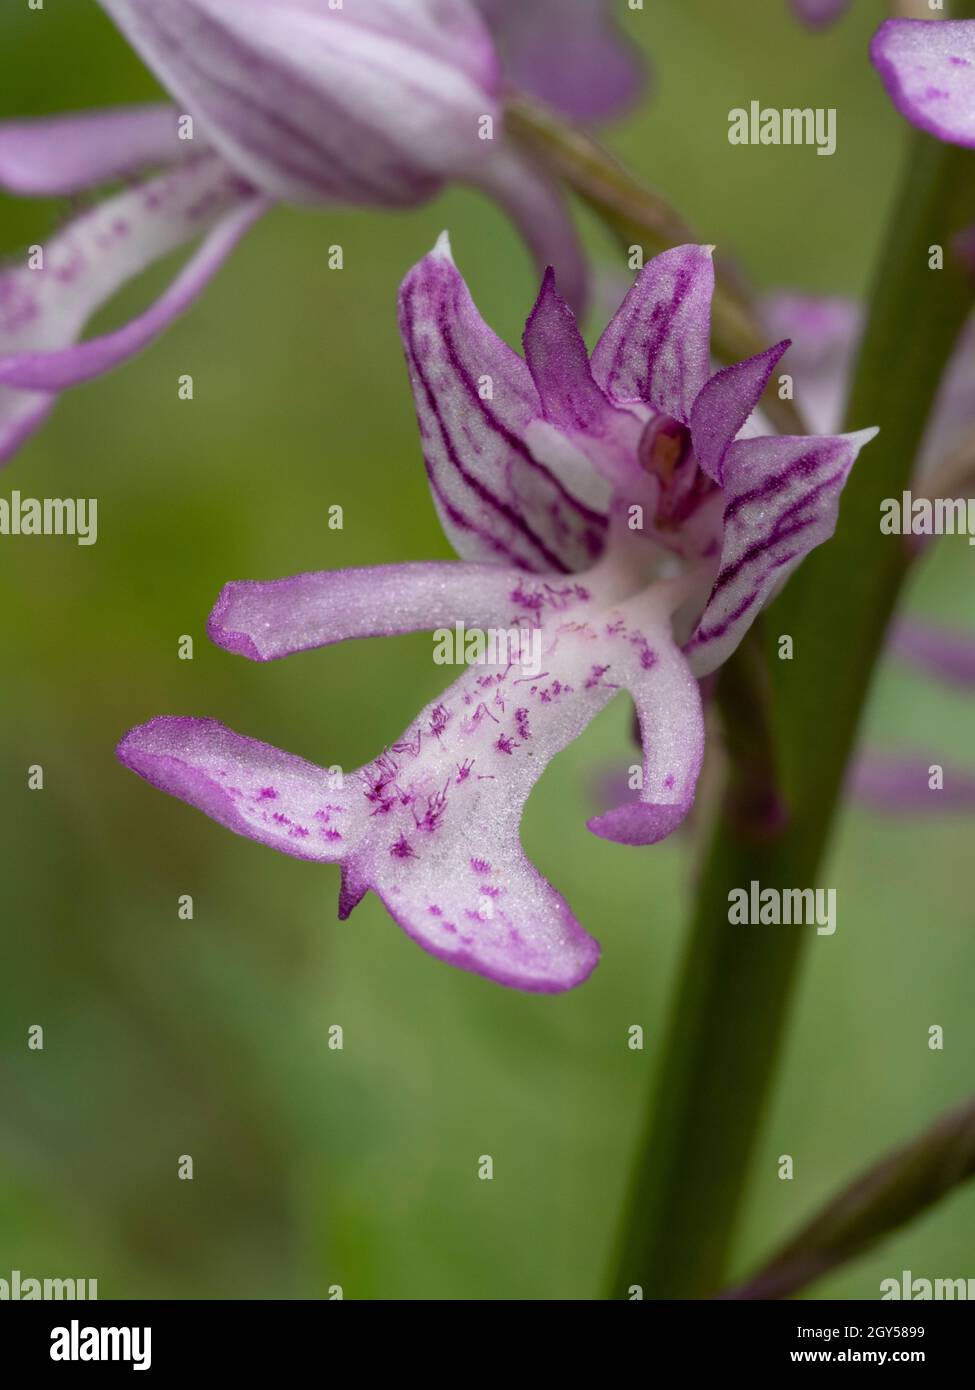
left=871, top=18, right=975, bottom=147
left=851, top=619, right=975, bottom=815
left=762, top=292, right=974, bottom=490
left=763, top=293, right=975, bottom=817
left=118, top=237, right=876, bottom=991
left=475, top=0, right=644, bottom=122
left=791, top=0, right=854, bottom=29
left=0, top=0, right=643, bottom=466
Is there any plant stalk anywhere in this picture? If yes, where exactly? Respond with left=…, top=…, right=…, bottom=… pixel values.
left=610, top=111, right=975, bottom=1299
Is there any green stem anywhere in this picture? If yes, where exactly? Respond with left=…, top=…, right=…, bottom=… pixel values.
left=722, top=1095, right=975, bottom=1301
left=610, top=117, right=975, bottom=1299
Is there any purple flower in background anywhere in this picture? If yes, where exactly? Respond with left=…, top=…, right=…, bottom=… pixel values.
left=791, top=0, right=853, bottom=30
left=475, top=0, right=644, bottom=121
left=852, top=620, right=975, bottom=815
left=763, top=293, right=975, bottom=818
left=0, top=0, right=643, bottom=466
left=761, top=292, right=975, bottom=485
left=871, top=18, right=975, bottom=147
left=118, top=237, right=876, bottom=992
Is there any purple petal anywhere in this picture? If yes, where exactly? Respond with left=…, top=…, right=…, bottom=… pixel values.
left=117, top=717, right=364, bottom=862
left=97, top=0, right=500, bottom=205
left=852, top=754, right=975, bottom=813
left=685, top=428, right=878, bottom=676
left=591, top=244, right=715, bottom=423
left=476, top=0, right=645, bottom=121
left=690, top=341, right=791, bottom=485
left=889, top=618, right=975, bottom=690
left=208, top=562, right=549, bottom=662
left=0, top=105, right=183, bottom=196
left=398, top=234, right=607, bottom=573
left=871, top=19, right=975, bottom=149
left=470, top=140, right=588, bottom=314
left=522, top=267, right=613, bottom=431
left=588, top=633, right=704, bottom=846
left=791, top=0, right=853, bottom=29
left=0, top=158, right=264, bottom=462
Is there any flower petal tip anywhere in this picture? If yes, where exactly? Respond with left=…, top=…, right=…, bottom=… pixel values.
left=376, top=882, right=601, bottom=993
left=433, top=229, right=454, bottom=262
left=587, top=801, right=691, bottom=847
left=206, top=585, right=266, bottom=662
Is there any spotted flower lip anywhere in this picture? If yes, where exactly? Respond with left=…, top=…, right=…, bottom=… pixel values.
left=118, top=235, right=877, bottom=993
left=871, top=18, right=975, bottom=148
left=1, top=0, right=644, bottom=468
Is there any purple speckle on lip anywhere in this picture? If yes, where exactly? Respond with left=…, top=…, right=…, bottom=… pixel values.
left=258, top=787, right=278, bottom=800
left=429, top=703, right=450, bottom=738
left=390, top=834, right=417, bottom=860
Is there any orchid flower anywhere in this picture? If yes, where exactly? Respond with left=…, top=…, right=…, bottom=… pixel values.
left=0, top=0, right=642, bottom=467
left=871, top=18, right=975, bottom=147
left=117, top=237, right=877, bottom=992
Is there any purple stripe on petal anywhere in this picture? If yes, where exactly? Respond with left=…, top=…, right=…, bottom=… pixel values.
left=690, top=341, right=790, bottom=485
left=0, top=105, right=184, bottom=196
left=685, top=428, right=878, bottom=676
left=398, top=235, right=606, bottom=573
left=591, top=244, right=714, bottom=423
left=208, top=562, right=543, bottom=662
left=851, top=754, right=975, bottom=814
left=117, top=716, right=365, bottom=862
left=889, top=618, right=975, bottom=689
left=871, top=19, right=975, bottom=149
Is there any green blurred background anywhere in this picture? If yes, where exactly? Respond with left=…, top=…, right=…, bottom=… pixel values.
left=1, top=1, right=972, bottom=1300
